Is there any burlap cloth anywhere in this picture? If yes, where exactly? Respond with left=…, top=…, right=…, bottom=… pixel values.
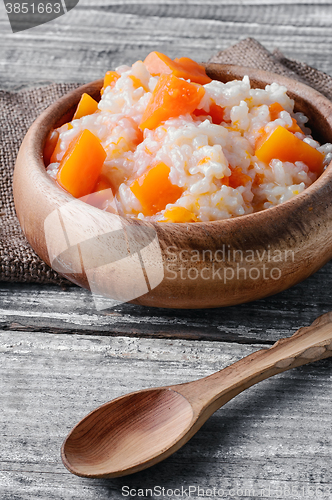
left=1, top=37, right=332, bottom=284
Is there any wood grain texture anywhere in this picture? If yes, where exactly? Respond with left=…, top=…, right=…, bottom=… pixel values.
left=1, top=1, right=332, bottom=497
left=1, top=329, right=332, bottom=498
left=61, top=313, right=332, bottom=478
left=1, top=1, right=332, bottom=90
left=1, top=258, right=332, bottom=343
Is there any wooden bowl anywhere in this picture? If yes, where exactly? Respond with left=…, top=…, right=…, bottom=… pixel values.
left=13, top=65, right=332, bottom=309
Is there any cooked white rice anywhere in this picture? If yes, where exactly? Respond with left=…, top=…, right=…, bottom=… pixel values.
left=47, top=59, right=332, bottom=222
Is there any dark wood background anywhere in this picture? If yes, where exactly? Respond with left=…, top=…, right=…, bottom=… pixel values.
left=1, top=1, right=332, bottom=499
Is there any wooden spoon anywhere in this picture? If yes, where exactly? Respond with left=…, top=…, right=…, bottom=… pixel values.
left=61, top=312, right=332, bottom=478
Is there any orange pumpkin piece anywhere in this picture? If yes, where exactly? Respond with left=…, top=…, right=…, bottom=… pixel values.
left=130, top=162, right=183, bottom=216
left=269, top=102, right=284, bottom=121
left=129, top=75, right=149, bottom=92
left=163, top=206, right=198, bottom=222
left=228, top=167, right=252, bottom=189
left=173, top=56, right=212, bottom=84
left=269, top=102, right=303, bottom=134
left=50, top=138, right=65, bottom=164
left=73, top=93, right=99, bottom=120
left=144, top=51, right=211, bottom=85
left=288, top=118, right=303, bottom=134
left=101, top=71, right=120, bottom=95
left=207, top=102, right=225, bottom=124
left=140, top=74, right=205, bottom=130
left=255, top=125, right=325, bottom=174
left=44, top=129, right=59, bottom=166
left=56, top=129, right=107, bottom=198
left=193, top=100, right=225, bottom=124
left=49, top=123, right=74, bottom=164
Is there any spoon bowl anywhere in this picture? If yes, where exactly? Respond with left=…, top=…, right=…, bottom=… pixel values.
left=62, top=388, right=193, bottom=477
left=62, top=312, right=332, bottom=478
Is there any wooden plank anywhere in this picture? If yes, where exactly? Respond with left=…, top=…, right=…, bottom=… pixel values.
left=1, top=259, right=332, bottom=342
left=80, top=0, right=332, bottom=5
left=91, top=2, right=332, bottom=28
left=1, top=1, right=332, bottom=498
left=1, top=330, right=331, bottom=499
left=1, top=3, right=332, bottom=90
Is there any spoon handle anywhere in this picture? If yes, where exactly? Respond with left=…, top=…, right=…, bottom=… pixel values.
left=174, top=312, right=332, bottom=419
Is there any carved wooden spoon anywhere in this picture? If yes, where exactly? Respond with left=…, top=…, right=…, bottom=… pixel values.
left=61, top=313, right=332, bottom=478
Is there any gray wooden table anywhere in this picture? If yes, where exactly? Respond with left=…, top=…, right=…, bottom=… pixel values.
left=1, top=2, right=332, bottom=499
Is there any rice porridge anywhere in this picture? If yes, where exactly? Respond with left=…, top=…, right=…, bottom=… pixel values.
left=45, top=52, right=332, bottom=223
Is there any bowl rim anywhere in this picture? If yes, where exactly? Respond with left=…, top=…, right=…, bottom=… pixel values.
left=23, top=63, right=332, bottom=229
